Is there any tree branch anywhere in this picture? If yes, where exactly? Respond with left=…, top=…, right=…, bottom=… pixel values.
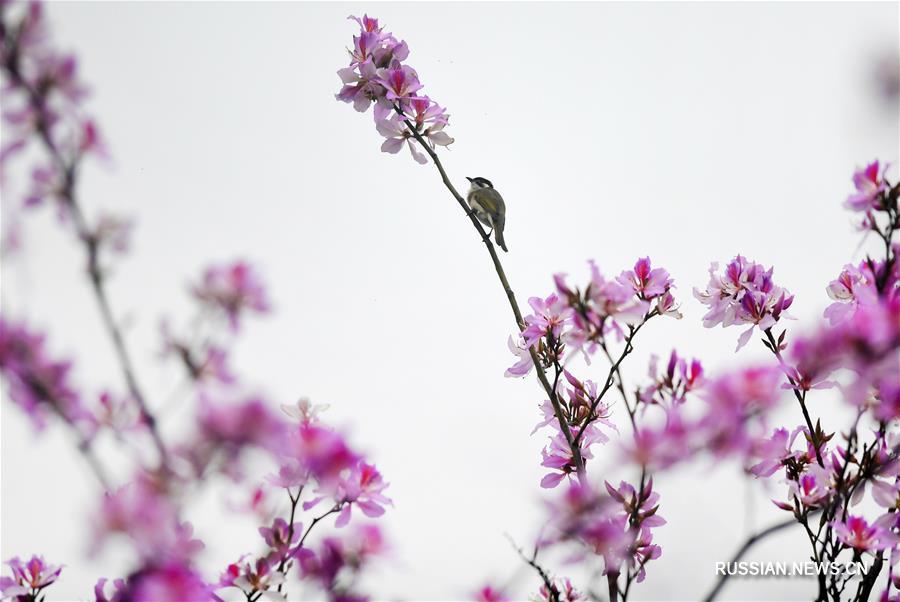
left=395, top=106, right=585, bottom=476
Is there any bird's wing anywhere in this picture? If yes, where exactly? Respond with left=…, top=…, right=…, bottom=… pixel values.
left=475, top=188, right=505, bottom=215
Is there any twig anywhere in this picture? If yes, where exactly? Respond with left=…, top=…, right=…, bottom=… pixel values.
left=1, top=34, right=171, bottom=473
left=703, top=515, right=811, bottom=602
left=394, top=104, right=585, bottom=476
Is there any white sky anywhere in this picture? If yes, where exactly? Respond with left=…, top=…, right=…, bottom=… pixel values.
left=1, top=2, right=898, bottom=601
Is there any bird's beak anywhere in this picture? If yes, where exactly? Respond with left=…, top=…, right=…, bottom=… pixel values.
left=466, top=176, right=473, bottom=183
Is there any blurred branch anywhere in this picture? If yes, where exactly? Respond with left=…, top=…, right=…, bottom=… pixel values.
left=1, top=30, right=171, bottom=474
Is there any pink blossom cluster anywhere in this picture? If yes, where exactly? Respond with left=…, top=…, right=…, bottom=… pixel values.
left=191, top=261, right=270, bottom=332
left=844, top=160, right=898, bottom=232
left=0, top=317, right=92, bottom=431
left=694, top=255, right=795, bottom=351
left=336, top=14, right=453, bottom=163
left=0, top=556, right=62, bottom=601
left=507, top=257, right=680, bottom=379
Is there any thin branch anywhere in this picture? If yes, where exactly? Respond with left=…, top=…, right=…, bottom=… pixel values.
left=394, top=105, right=585, bottom=476
left=703, top=515, right=811, bottom=602
left=504, top=534, right=559, bottom=602
left=2, top=37, right=171, bottom=473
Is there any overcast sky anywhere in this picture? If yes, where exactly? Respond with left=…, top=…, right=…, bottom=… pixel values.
left=2, top=2, right=899, bottom=601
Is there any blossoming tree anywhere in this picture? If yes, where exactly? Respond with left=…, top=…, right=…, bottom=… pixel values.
left=1, top=4, right=898, bottom=602
left=336, top=13, right=898, bottom=602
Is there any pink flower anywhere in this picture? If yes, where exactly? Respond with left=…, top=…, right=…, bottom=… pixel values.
left=845, top=160, right=888, bottom=213
left=534, top=578, right=585, bottom=602
left=824, top=262, right=879, bottom=325
left=298, top=524, right=385, bottom=598
left=228, top=556, right=284, bottom=599
left=282, top=423, right=361, bottom=488
left=697, top=366, right=782, bottom=458
left=402, top=96, right=454, bottom=148
left=4, top=555, right=62, bottom=593
left=197, top=394, right=289, bottom=457
left=789, top=466, right=833, bottom=508
left=0, top=318, right=92, bottom=431
left=540, top=423, right=607, bottom=489
left=832, top=514, right=899, bottom=553
left=474, top=586, right=509, bottom=602
left=747, top=427, right=804, bottom=478
left=259, top=518, right=301, bottom=556
left=617, top=257, right=675, bottom=301
left=376, top=65, right=423, bottom=101
left=91, top=476, right=198, bottom=562
left=638, top=350, right=703, bottom=407
left=693, top=256, right=794, bottom=351
left=626, top=409, right=692, bottom=470
left=375, top=114, right=427, bottom=164
left=336, top=16, right=453, bottom=165
left=118, top=562, right=214, bottom=602
left=521, top=293, right=574, bottom=349
left=504, top=334, right=534, bottom=378
left=333, top=462, right=393, bottom=527
left=192, top=261, right=270, bottom=331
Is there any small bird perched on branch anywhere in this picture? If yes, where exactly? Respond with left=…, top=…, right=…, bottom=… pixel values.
left=466, top=176, right=508, bottom=252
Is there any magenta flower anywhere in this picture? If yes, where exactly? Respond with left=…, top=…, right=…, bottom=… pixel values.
left=582, top=261, right=651, bottom=327
left=91, top=477, right=185, bottom=561
left=540, top=423, right=605, bottom=489
left=504, top=334, right=534, bottom=378
left=376, top=65, right=423, bottom=101
left=197, top=394, right=288, bottom=457
left=4, top=556, right=62, bottom=595
left=0, top=318, right=92, bottom=431
left=832, top=514, right=899, bottom=553
left=192, top=261, right=270, bottom=331
left=534, top=578, right=585, bottom=602
left=285, top=423, right=361, bottom=487
left=474, top=586, right=509, bottom=602
left=336, top=59, right=389, bottom=117
left=747, top=427, right=804, bottom=478
left=117, top=562, right=214, bottom=602
left=259, top=518, right=301, bottom=556
left=521, top=293, right=574, bottom=349
left=824, top=262, right=881, bottom=325
left=845, top=160, right=888, bottom=212
left=332, top=461, right=392, bottom=527
left=375, top=114, right=427, bottom=164
left=697, top=366, right=782, bottom=458
left=337, top=15, right=453, bottom=164
left=402, top=95, right=454, bottom=148
left=789, top=466, right=832, bottom=508
left=617, top=257, right=674, bottom=300
left=626, top=409, right=692, bottom=470
left=227, top=556, right=284, bottom=599
left=298, top=524, right=386, bottom=598
left=693, top=256, right=794, bottom=351
left=639, top=350, right=703, bottom=407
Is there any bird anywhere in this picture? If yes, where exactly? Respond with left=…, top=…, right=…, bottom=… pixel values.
left=466, top=176, right=508, bottom=252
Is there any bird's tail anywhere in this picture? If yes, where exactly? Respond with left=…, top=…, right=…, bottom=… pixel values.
left=494, top=220, right=508, bottom=252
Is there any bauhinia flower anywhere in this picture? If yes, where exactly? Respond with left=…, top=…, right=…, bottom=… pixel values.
left=831, top=513, right=899, bottom=553
left=192, top=261, right=270, bottom=331
left=331, top=461, right=392, bottom=527
left=0, top=318, right=92, bottom=431
left=336, top=15, right=453, bottom=164
left=845, top=160, right=888, bottom=213
left=2, top=555, right=62, bottom=599
left=693, top=255, right=794, bottom=351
